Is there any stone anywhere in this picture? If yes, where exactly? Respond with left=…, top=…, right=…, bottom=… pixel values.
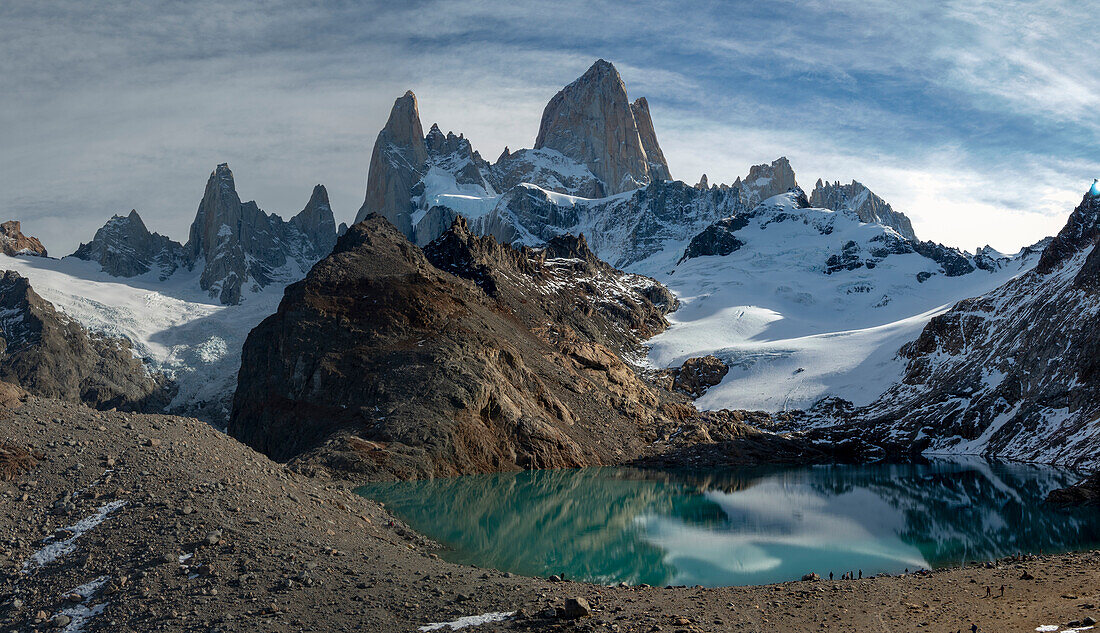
left=50, top=615, right=71, bottom=628
left=562, top=597, right=591, bottom=619
left=671, top=356, right=729, bottom=397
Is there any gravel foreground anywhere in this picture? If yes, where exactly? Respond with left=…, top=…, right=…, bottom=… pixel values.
left=2, top=397, right=1099, bottom=632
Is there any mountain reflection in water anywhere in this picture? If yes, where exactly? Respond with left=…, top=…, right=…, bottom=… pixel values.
left=356, top=460, right=1100, bottom=587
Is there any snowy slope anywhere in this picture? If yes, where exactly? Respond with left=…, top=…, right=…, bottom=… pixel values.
left=0, top=253, right=283, bottom=425
left=644, top=193, right=1041, bottom=412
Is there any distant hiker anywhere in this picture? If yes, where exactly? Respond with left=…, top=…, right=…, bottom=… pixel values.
left=858, top=569, right=862, bottom=579
left=985, top=586, right=991, bottom=598
left=972, top=623, right=979, bottom=633
left=905, top=568, right=909, bottom=574
left=829, top=572, right=834, bottom=580
left=999, top=585, right=1005, bottom=597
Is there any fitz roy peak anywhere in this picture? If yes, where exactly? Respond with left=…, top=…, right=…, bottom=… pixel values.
left=351, top=59, right=674, bottom=245
left=533, top=59, right=671, bottom=194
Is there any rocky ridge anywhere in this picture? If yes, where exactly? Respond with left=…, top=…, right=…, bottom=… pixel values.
left=810, top=179, right=918, bottom=241
left=534, top=59, right=670, bottom=195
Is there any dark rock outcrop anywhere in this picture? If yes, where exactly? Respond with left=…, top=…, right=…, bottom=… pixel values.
left=72, top=210, right=185, bottom=279
left=0, top=221, right=47, bottom=257
left=679, top=216, right=748, bottom=262
left=0, top=271, right=170, bottom=411
left=534, top=60, right=669, bottom=195
left=184, top=164, right=337, bottom=304
left=230, top=215, right=686, bottom=480
left=1047, top=472, right=1100, bottom=506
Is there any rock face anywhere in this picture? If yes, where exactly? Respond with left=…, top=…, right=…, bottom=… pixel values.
left=811, top=179, right=918, bottom=241
left=72, top=210, right=185, bottom=279
left=185, top=164, right=338, bottom=304
left=842, top=189, right=1100, bottom=467
left=534, top=60, right=670, bottom=195
left=1047, top=472, right=1100, bottom=506
left=230, top=215, right=682, bottom=480
left=0, top=221, right=47, bottom=257
left=0, top=271, right=169, bottom=411
left=354, top=91, right=430, bottom=236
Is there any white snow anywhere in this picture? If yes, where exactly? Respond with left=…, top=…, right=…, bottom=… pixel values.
left=643, top=193, right=1040, bottom=412
left=23, top=500, right=127, bottom=570
left=53, top=575, right=110, bottom=633
left=0, top=253, right=286, bottom=422
left=419, top=612, right=516, bottom=631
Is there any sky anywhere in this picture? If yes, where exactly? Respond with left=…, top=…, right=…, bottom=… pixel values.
left=3, top=0, right=1099, bottom=255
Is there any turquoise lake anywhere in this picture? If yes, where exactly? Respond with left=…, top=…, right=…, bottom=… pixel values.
left=355, top=461, right=1100, bottom=587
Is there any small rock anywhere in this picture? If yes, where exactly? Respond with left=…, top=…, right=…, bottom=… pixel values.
left=1084, top=617, right=1097, bottom=626
left=179, top=505, right=194, bottom=516
left=562, top=597, right=591, bottom=619
left=51, top=614, right=72, bottom=628
left=1019, top=570, right=1035, bottom=580
left=145, top=438, right=161, bottom=447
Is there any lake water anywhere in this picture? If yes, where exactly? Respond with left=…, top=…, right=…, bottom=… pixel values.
left=355, top=461, right=1100, bottom=587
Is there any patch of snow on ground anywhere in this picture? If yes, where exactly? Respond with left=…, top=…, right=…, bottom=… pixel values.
left=56, top=575, right=110, bottom=633
left=23, top=500, right=127, bottom=570
left=419, top=612, right=516, bottom=631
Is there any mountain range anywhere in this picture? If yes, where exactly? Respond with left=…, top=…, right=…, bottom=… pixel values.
left=1, top=59, right=1097, bottom=475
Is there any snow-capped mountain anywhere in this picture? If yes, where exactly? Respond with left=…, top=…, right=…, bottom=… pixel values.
left=829, top=188, right=1100, bottom=467
left=645, top=191, right=1043, bottom=413
left=351, top=59, right=675, bottom=246
left=72, top=210, right=186, bottom=280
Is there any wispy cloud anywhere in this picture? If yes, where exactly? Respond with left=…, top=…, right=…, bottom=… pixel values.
left=0, top=0, right=1095, bottom=253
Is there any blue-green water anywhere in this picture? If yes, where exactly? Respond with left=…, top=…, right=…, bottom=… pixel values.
left=355, top=461, right=1100, bottom=587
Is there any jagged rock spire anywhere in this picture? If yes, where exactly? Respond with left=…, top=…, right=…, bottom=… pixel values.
left=355, top=90, right=429, bottom=236
left=534, top=59, right=669, bottom=195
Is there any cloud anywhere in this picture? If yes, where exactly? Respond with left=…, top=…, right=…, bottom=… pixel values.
left=0, top=0, right=1095, bottom=254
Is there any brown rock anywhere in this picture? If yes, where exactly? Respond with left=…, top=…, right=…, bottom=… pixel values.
left=0, top=220, right=47, bottom=257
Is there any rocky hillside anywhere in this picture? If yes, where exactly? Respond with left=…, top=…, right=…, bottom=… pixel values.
left=0, top=221, right=47, bottom=257
left=0, top=271, right=169, bottom=411
left=72, top=210, right=185, bottom=279
left=229, top=215, right=683, bottom=479
left=830, top=188, right=1100, bottom=467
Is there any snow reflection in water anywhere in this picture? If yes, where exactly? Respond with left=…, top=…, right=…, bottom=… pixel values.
left=356, top=460, right=1100, bottom=587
